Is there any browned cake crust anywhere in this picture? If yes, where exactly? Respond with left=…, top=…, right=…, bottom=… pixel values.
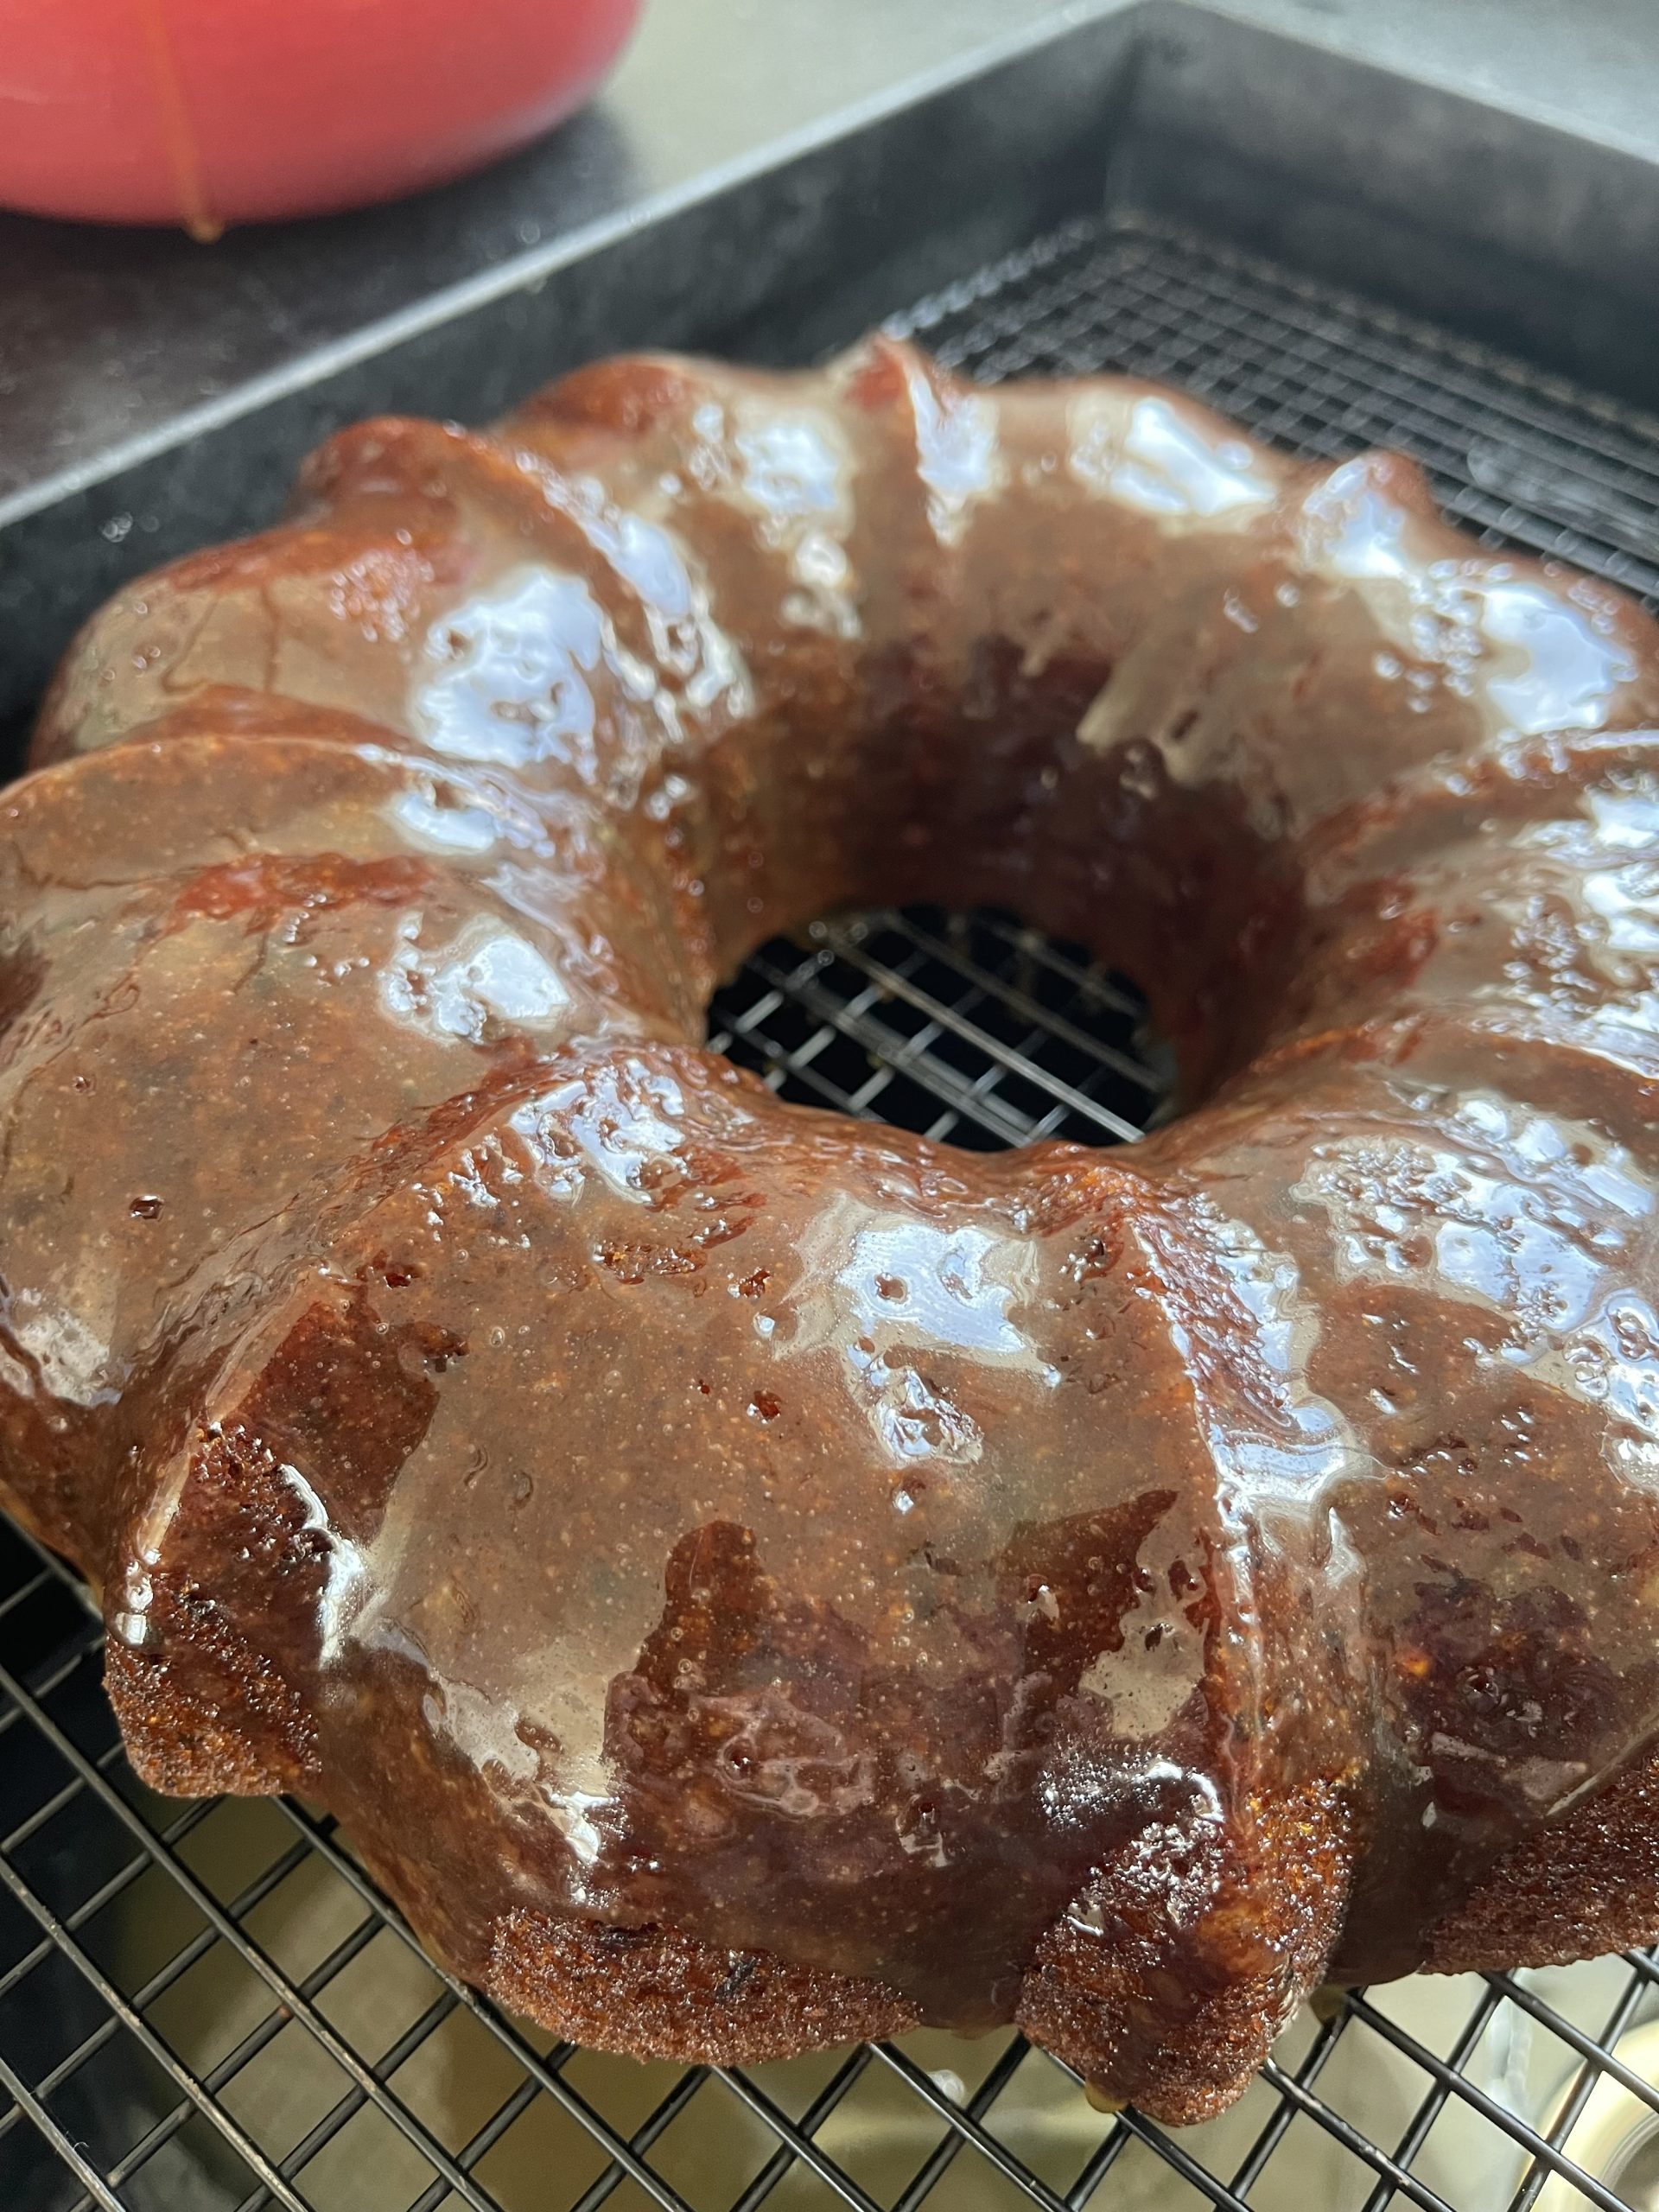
left=2, top=339, right=1657, bottom=2122
left=1424, top=1748, right=1659, bottom=1974
left=485, top=1910, right=918, bottom=2065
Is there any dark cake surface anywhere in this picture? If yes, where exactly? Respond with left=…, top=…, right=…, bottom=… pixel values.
left=2, top=339, right=1657, bottom=2120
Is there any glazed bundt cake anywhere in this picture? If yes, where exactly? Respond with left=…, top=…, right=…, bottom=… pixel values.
left=3, top=337, right=1658, bottom=2121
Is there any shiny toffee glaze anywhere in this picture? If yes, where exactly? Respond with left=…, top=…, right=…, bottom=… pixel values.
left=3, top=339, right=1658, bottom=2112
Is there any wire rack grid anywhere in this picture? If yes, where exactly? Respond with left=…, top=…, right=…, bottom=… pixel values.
left=3, top=211, right=1659, bottom=2212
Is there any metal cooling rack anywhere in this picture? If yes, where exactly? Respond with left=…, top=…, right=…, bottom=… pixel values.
left=3, top=211, right=1659, bottom=2212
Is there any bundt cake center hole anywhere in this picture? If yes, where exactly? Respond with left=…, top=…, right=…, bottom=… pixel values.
left=705, top=901, right=1174, bottom=1154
